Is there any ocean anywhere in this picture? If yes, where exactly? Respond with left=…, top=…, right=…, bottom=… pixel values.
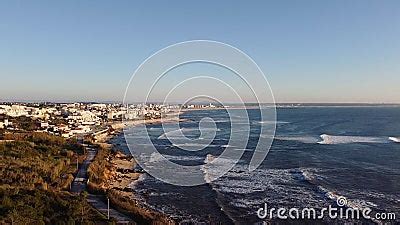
left=111, top=106, right=400, bottom=224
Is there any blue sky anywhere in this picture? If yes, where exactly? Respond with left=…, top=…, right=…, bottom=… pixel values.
left=1, top=0, right=399, bottom=103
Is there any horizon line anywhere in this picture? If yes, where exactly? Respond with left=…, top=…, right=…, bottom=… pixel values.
left=1, top=99, right=400, bottom=105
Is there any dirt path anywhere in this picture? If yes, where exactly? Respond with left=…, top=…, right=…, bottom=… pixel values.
left=87, top=194, right=136, bottom=224
left=71, top=145, right=135, bottom=224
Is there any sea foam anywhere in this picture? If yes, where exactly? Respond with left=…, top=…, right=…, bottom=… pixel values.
left=389, top=137, right=400, bottom=143
left=274, top=135, right=321, bottom=144
left=318, top=134, right=390, bottom=144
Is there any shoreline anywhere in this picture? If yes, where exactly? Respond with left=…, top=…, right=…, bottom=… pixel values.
left=89, top=112, right=185, bottom=224
left=89, top=108, right=243, bottom=224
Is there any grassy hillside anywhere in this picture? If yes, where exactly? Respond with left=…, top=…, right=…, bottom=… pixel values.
left=0, top=132, right=110, bottom=224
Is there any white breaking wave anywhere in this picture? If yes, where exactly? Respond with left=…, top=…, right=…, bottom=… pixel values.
left=255, top=120, right=289, bottom=124
left=317, top=186, right=378, bottom=212
left=299, top=170, right=381, bottom=224
left=158, top=128, right=182, bottom=139
left=296, top=168, right=319, bottom=183
left=274, top=136, right=321, bottom=144
left=129, top=173, right=147, bottom=188
left=233, top=148, right=253, bottom=152
left=318, top=134, right=390, bottom=145
left=207, top=166, right=311, bottom=195
left=221, top=144, right=232, bottom=148
left=157, top=128, right=220, bottom=139
left=204, top=154, right=217, bottom=164
left=165, top=155, right=204, bottom=161
left=202, top=155, right=217, bottom=184
left=148, top=152, right=164, bottom=163
left=148, top=152, right=204, bottom=162
left=172, top=143, right=218, bottom=148
left=201, top=154, right=240, bottom=184
left=389, top=137, right=400, bottom=143
left=275, top=134, right=399, bottom=145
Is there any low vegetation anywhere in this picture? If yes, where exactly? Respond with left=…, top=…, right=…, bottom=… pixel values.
left=0, top=132, right=109, bottom=224
left=0, top=189, right=107, bottom=224
left=87, top=144, right=112, bottom=194
left=0, top=132, right=82, bottom=190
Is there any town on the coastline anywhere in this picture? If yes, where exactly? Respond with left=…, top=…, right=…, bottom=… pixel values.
left=0, top=102, right=218, bottom=139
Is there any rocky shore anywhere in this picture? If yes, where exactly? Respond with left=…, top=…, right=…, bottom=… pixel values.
left=87, top=142, right=176, bottom=224
left=87, top=113, right=184, bottom=224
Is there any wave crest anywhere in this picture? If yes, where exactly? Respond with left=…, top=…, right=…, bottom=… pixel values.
left=318, top=134, right=390, bottom=145
left=389, top=137, right=400, bottom=143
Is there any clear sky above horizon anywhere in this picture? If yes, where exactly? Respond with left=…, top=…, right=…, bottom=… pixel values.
left=1, top=0, right=399, bottom=103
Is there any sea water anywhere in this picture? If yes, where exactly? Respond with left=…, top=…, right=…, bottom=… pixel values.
left=111, top=106, right=400, bottom=224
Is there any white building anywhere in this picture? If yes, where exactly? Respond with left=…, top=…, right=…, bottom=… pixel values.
left=4, top=119, right=11, bottom=127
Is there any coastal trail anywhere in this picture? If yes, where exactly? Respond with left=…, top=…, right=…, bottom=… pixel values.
left=71, top=144, right=135, bottom=224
